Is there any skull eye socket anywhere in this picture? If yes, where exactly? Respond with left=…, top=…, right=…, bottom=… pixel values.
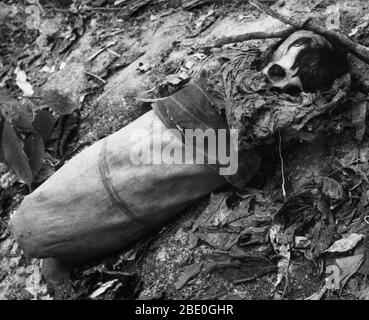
left=267, top=64, right=286, bottom=80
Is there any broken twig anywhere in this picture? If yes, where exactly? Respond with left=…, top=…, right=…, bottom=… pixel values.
left=249, top=0, right=305, bottom=28
left=87, top=42, right=116, bottom=62
left=85, top=71, right=106, bottom=84
left=206, top=28, right=294, bottom=49
left=106, top=48, right=121, bottom=57
left=100, top=29, right=126, bottom=41
left=278, top=130, right=286, bottom=199
left=249, top=0, right=369, bottom=65
left=135, top=97, right=168, bottom=103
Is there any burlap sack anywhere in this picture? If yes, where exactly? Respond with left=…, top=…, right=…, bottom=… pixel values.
left=10, top=109, right=226, bottom=263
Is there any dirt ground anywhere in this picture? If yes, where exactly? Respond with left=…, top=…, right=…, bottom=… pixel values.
left=1, top=0, right=369, bottom=300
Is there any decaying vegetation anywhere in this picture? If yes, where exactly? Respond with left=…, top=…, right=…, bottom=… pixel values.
left=1, top=0, right=369, bottom=300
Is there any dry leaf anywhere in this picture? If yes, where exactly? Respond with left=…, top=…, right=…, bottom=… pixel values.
left=24, top=131, right=45, bottom=175
left=32, top=110, right=56, bottom=143
left=204, top=254, right=277, bottom=284
left=174, top=262, right=203, bottom=290
left=352, top=100, right=367, bottom=141
left=14, top=67, right=34, bottom=97
left=1, top=99, right=33, bottom=131
left=325, top=233, right=365, bottom=253
left=336, top=254, right=365, bottom=289
left=89, top=279, right=118, bottom=299
left=2, top=121, right=32, bottom=187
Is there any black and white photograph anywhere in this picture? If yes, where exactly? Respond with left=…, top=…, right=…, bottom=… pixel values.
left=0, top=0, right=369, bottom=305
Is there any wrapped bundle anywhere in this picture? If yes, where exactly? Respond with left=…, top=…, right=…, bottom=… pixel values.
left=10, top=77, right=236, bottom=263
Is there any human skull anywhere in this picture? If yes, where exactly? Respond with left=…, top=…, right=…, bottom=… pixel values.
left=262, top=30, right=333, bottom=92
